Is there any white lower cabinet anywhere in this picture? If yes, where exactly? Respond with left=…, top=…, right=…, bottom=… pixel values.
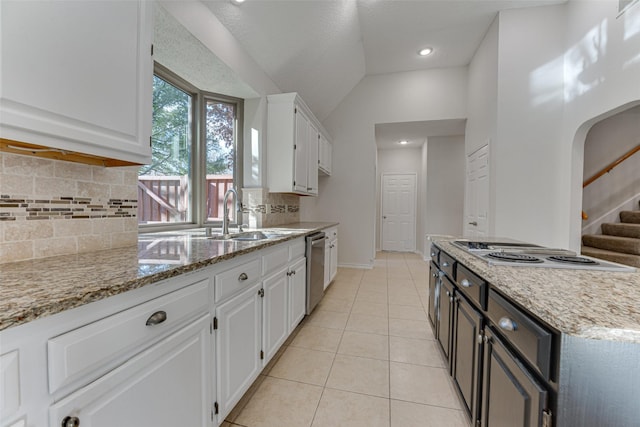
left=215, top=282, right=262, bottom=423
left=0, top=236, right=319, bottom=427
left=49, top=314, right=211, bottom=427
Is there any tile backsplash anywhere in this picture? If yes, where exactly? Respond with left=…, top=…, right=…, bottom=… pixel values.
left=242, top=188, right=300, bottom=228
left=0, top=152, right=139, bottom=264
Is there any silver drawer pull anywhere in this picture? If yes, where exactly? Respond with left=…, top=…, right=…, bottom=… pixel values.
left=145, top=311, right=167, bottom=326
left=461, top=279, right=471, bottom=287
left=431, top=252, right=436, bottom=257
left=238, top=272, right=248, bottom=281
left=442, top=261, right=449, bottom=267
left=498, top=317, right=517, bottom=331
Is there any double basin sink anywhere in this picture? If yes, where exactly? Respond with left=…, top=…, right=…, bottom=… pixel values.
left=206, top=229, right=294, bottom=242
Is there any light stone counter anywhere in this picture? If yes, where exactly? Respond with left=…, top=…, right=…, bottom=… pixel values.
left=433, top=240, right=640, bottom=343
left=0, top=222, right=337, bottom=331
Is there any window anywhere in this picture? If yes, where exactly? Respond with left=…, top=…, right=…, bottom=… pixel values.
left=138, top=66, right=242, bottom=228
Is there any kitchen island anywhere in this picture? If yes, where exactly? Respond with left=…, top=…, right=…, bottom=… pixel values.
left=430, top=238, right=640, bottom=427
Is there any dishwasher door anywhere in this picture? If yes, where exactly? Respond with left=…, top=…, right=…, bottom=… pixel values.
left=305, top=232, right=326, bottom=314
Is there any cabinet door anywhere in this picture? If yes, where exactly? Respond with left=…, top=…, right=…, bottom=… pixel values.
left=0, top=1, right=152, bottom=164
left=452, top=291, right=483, bottom=423
left=481, top=327, right=548, bottom=427
left=437, top=276, right=454, bottom=365
left=293, top=109, right=309, bottom=193
left=289, top=258, right=307, bottom=333
left=307, top=123, right=319, bottom=194
left=323, top=240, right=331, bottom=290
left=330, top=238, right=338, bottom=283
left=262, top=269, right=289, bottom=364
left=49, top=315, right=211, bottom=427
left=427, top=263, right=439, bottom=329
left=216, top=283, right=262, bottom=422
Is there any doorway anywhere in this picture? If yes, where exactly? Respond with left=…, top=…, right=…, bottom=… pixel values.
left=381, top=173, right=417, bottom=251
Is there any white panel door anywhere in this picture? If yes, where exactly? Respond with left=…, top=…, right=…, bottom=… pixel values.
left=382, top=174, right=417, bottom=251
left=216, top=283, right=262, bottom=422
left=465, top=145, right=490, bottom=237
left=262, top=269, right=289, bottom=364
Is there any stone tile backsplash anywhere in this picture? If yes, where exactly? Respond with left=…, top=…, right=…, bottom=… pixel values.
left=0, top=152, right=139, bottom=264
left=242, top=188, right=300, bottom=228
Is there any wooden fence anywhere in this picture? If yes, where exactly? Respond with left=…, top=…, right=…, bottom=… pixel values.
left=138, top=175, right=234, bottom=223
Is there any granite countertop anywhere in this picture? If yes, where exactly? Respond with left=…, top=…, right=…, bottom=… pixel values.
left=433, top=239, right=640, bottom=343
left=0, top=222, right=337, bottom=331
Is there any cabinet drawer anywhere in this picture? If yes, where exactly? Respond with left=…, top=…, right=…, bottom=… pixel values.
left=262, top=245, right=289, bottom=276
left=430, top=245, right=440, bottom=265
left=48, top=279, right=210, bottom=394
left=456, top=264, right=486, bottom=310
left=215, top=257, right=261, bottom=303
left=440, top=251, right=455, bottom=279
left=487, top=289, right=554, bottom=380
left=289, top=238, right=305, bottom=260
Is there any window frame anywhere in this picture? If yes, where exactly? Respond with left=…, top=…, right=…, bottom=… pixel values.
left=139, top=63, right=244, bottom=231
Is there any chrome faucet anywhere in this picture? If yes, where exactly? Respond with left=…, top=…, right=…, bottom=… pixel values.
left=222, top=188, right=239, bottom=237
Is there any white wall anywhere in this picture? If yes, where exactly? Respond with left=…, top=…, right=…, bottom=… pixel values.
left=466, top=1, right=640, bottom=250
left=493, top=5, right=568, bottom=247
left=565, top=0, right=640, bottom=249
left=375, top=147, right=423, bottom=253
left=300, top=67, right=468, bottom=267
left=426, top=136, right=466, bottom=239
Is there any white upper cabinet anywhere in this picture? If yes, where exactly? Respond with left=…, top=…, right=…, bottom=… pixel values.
left=267, top=93, right=330, bottom=196
left=0, top=0, right=153, bottom=165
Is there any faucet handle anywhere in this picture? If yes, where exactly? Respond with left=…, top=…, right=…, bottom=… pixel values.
left=238, top=223, right=249, bottom=233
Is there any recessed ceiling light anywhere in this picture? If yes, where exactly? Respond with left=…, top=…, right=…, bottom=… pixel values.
left=418, top=47, right=433, bottom=56
left=399, top=140, right=409, bottom=145
left=231, top=0, right=245, bottom=4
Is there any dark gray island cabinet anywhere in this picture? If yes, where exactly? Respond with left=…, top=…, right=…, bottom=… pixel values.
left=428, top=243, right=640, bottom=427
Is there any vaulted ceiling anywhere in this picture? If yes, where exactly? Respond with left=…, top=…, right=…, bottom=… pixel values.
left=204, top=0, right=565, bottom=122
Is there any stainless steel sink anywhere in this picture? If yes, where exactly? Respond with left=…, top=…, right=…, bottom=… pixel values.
left=208, top=231, right=274, bottom=241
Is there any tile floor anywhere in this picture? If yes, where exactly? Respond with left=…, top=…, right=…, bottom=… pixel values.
left=222, top=252, right=471, bottom=427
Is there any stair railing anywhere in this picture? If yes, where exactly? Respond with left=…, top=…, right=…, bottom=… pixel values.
left=582, top=143, right=640, bottom=220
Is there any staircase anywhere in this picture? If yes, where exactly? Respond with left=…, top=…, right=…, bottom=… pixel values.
left=582, top=201, right=640, bottom=268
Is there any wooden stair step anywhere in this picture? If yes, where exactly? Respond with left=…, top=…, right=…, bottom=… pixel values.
left=601, top=222, right=640, bottom=239
left=581, top=246, right=640, bottom=268
left=581, top=234, right=640, bottom=255
left=620, top=210, right=640, bottom=224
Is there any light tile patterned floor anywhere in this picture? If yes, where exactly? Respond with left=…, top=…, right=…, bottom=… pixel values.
left=222, top=252, right=471, bottom=427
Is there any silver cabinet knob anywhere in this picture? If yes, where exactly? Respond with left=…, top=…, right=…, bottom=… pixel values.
left=430, top=252, right=436, bottom=257
left=483, top=335, right=491, bottom=344
left=442, top=261, right=449, bottom=267
left=477, top=334, right=484, bottom=344
left=238, top=272, right=248, bottom=281
left=62, top=416, right=80, bottom=427
left=498, top=317, right=518, bottom=331
left=460, top=279, right=471, bottom=287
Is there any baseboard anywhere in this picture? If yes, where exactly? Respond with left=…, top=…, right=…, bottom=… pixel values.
left=337, top=263, right=373, bottom=270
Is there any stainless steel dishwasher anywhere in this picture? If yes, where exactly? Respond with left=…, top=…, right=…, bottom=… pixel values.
left=305, top=232, right=326, bottom=314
